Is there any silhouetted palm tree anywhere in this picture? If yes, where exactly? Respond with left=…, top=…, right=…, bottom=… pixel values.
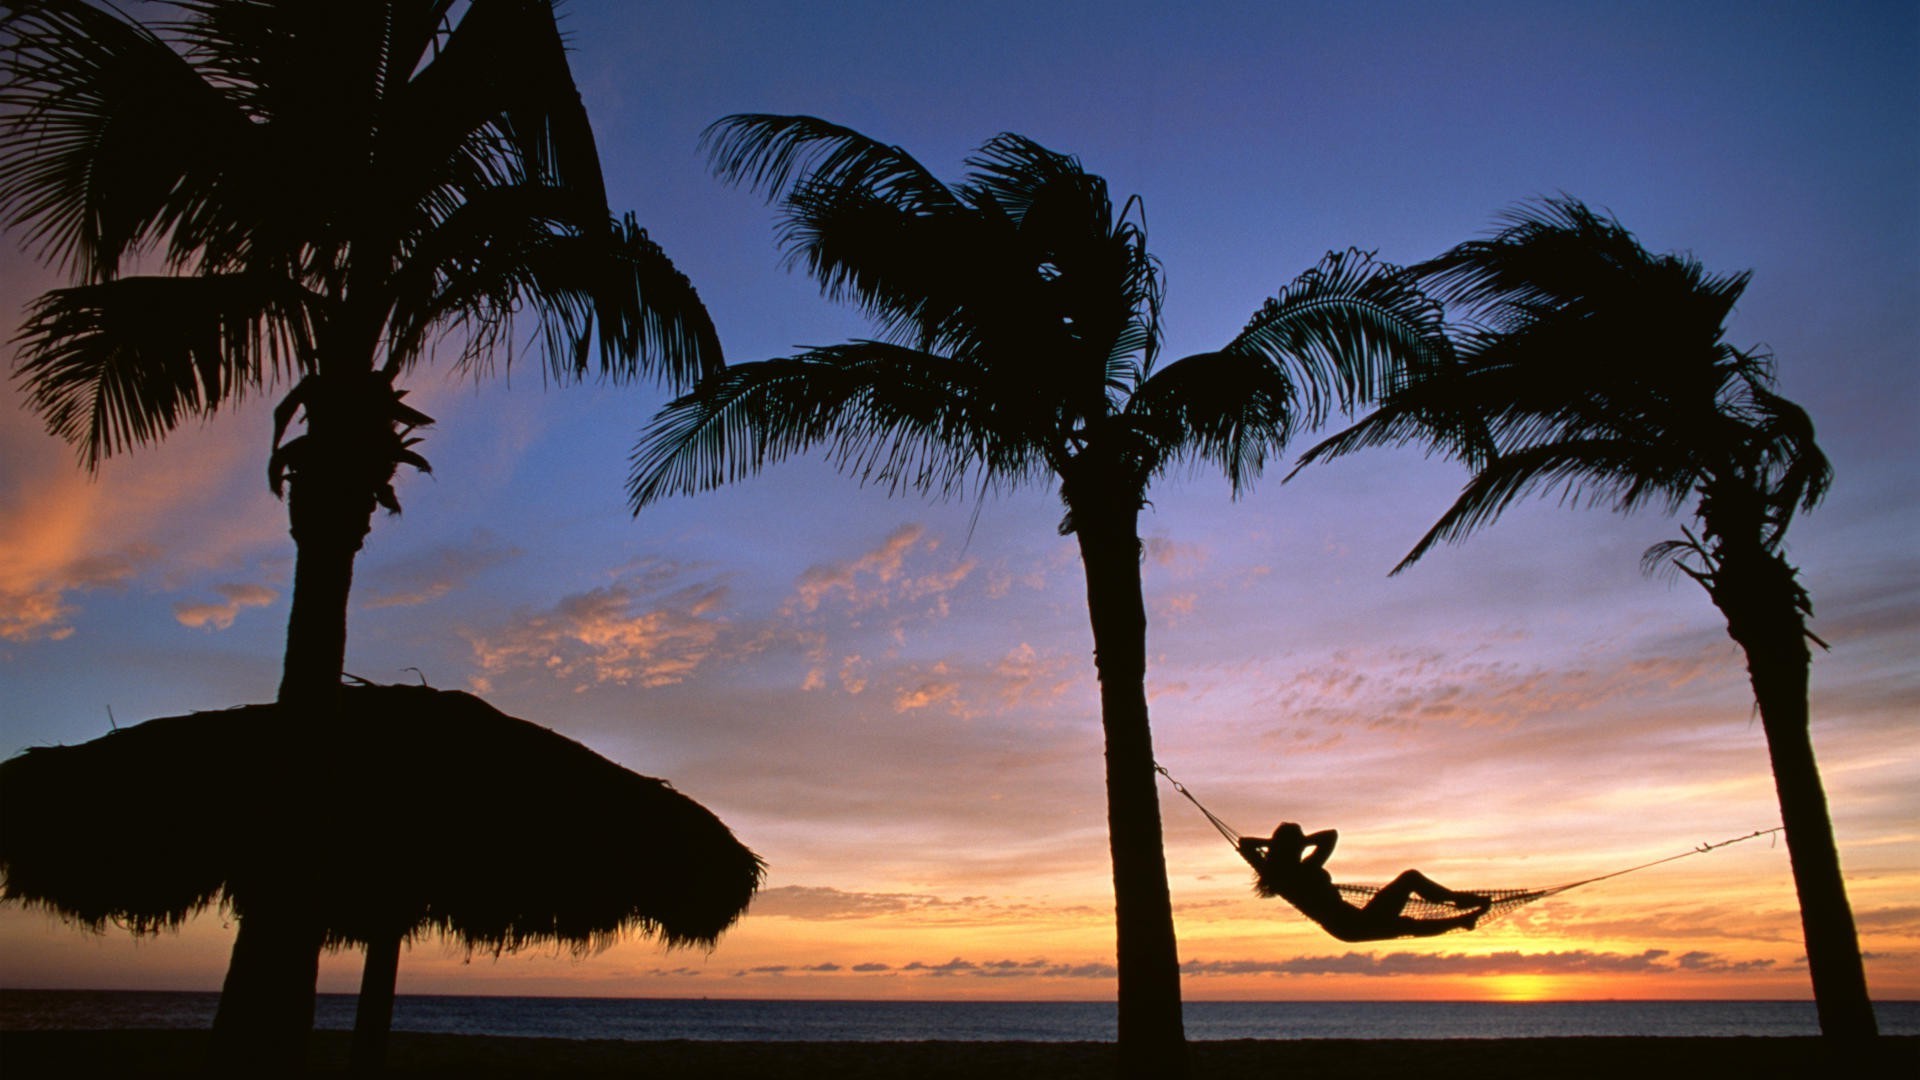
left=1303, top=197, right=1874, bottom=1038
left=630, top=114, right=1449, bottom=1075
left=1, top=0, right=719, bottom=1067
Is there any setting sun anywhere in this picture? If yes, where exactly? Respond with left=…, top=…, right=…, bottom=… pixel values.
left=1487, top=976, right=1557, bottom=1003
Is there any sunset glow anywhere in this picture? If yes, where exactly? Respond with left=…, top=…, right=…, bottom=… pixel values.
left=1, top=1, right=1915, bottom=1008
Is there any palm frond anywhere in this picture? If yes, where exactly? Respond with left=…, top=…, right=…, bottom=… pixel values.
left=0, top=0, right=247, bottom=279
left=777, top=178, right=989, bottom=350
left=14, top=273, right=317, bottom=468
left=1221, top=250, right=1449, bottom=433
left=961, top=132, right=1093, bottom=227
left=386, top=0, right=608, bottom=217
left=389, top=198, right=720, bottom=388
left=703, top=113, right=953, bottom=210
left=1290, top=344, right=1497, bottom=479
left=629, top=341, right=1042, bottom=510
left=1740, top=378, right=1832, bottom=515
left=1125, top=350, right=1298, bottom=495
left=1394, top=437, right=1700, bottom=573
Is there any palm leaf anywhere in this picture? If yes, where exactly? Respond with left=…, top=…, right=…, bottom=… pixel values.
left=1395, top=436, right=1700, bottom=573
left=629, top=341, right=1040, bottom=510
left=703, top=113, right=954, bottom=210
left=14, top=273, right=317, bottom=468
left=388, top=196, right=721, bottom=387
left=0, top=0, right=248, bottom=279
left=1125, top=350, right=1298, bottom=493
left=1221, top=250, right=1449, bottom=433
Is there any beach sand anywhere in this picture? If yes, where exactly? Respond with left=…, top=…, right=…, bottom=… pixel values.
left=2, top=1031, right=1914, bottom=1077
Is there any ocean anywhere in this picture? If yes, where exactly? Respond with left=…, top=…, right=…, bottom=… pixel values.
left=3, top=991, right=1917, bottom=1041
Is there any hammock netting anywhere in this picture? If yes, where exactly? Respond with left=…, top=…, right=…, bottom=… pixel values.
left=1156, top=764, right=1781, bottom=939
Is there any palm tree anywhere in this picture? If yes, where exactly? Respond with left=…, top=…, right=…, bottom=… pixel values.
left=1301, top=197, right=1875, bottom=1038
left=1, top=0, right=720, bottom=1066
left=630, top=114, right=1449, bottom=1075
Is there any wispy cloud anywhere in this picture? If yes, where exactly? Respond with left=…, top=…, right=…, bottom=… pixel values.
left=750, top=885, right=983, bottom=920
left=173, top=582, right=279, bottom=631
left=785, top=523, right=976, bottom=618
left=1, top=545, right=154, bottom=642
left=1181, top=948, right=1775, bottom=977
left=466, top=558, right=730, bottom=690
left=711, top=947, right=1781, bottom=983
left=1, top=392, right=282, bottom=644
left=359, top=530, right=523, bottom=609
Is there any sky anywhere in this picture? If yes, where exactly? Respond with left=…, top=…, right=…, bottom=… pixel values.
left=1, top=0, right=1916, bottom=1005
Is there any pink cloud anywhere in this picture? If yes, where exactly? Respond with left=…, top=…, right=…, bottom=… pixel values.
left=893, top=663, right=962, bottom=713
left=173, top=582, right=279, bottom=631
left=786, top=523, right=976, bottom=618
left=359, top=531, right=523, bottom=609
left=466, top=562, right=730, bottom=690
left=991, top=643, right=1078, bottom=707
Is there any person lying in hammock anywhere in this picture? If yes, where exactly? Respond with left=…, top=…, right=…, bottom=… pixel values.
left=1240, top=822, right=1494, bottom=942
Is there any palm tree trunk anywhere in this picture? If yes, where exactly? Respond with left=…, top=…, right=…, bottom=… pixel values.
left=212, top=388, right=384, bottom=1070
left=209, top=896, right=327, bottom=1073
left=278, top=385, right=380, bottom=703
left=1072, top=495, right=1187, bottom=1079
left=1716, top=553, right=1877, bottom=1039
left=351, top=931, right=404, bottom=1072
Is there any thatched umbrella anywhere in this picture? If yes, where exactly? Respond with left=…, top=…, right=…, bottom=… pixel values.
left=0, top=684, right=763, bottom=1066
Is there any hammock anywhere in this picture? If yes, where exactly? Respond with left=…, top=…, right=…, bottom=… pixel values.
left=1155, top=764, right=1783, bottom=937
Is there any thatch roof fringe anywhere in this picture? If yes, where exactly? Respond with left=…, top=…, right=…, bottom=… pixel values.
left=0, top=685, right=763, bottom=953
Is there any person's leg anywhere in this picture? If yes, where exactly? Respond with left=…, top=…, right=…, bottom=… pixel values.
left=1359, top=871, right=1424, bottom=919
left=1362, top=871, right=1492, bottom=917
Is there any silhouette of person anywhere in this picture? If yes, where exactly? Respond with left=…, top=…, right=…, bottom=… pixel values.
left=1240, top=822, right=1492, bottom=942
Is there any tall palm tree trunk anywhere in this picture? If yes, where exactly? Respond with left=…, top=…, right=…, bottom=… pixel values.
left=1072, top=491, right=1188, bottom=1079
left=213, top=395, right=384, bottom=1069
left=278, top=496, right=367, bottom=703
left=1715, top=552, right=1877, bottom=1039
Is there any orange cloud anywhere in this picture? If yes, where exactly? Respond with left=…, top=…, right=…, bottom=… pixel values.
left=751, top=885, right=974, bottom=920
left=791, top=524, right=924, bottom=613
left=466, top=561, right=730, bottom=690
left=991, top=643, right=1078, bottom=708
left=785, top=523, right=976, bottom=618
left=893, top=663, right=962, bottom=714
left=173, top=582, right=279, bottom=630
left=1, top=389, right=286, bottom=643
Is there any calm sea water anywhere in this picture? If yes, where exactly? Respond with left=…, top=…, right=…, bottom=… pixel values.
left=3, top=991, right=1917, bottom=1041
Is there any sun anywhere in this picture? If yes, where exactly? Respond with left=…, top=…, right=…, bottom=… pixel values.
left=1486, top=975, right=1558, bottom=1002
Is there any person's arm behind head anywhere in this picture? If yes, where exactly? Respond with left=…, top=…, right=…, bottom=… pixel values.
left=1301, top=829, right=1338, bottom=869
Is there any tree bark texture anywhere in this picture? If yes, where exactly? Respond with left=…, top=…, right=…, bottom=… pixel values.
left=1715, top=549, right=1877, bottom=1039
left=1074, top=495, right=1188, bottom=1079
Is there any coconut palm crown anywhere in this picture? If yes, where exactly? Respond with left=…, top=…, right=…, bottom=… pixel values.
left=1, top=0, right=722, bottom=701
left=630, top=114, right=1450, bottom=1074
left=1300, top=197, right=1872, bottom=1038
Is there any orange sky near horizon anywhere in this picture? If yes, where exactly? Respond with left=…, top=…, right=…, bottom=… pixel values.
left=2, top=1, right=1916, bottom=1009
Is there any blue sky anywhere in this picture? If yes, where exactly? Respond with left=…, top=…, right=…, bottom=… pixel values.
left=2, top=0, right=1915, bottom=1000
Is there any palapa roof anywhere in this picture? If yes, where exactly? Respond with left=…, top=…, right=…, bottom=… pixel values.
left=0, top=684, right=763, bottom=953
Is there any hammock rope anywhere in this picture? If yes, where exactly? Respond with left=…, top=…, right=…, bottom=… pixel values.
left=1154, top=763, right=1784, bottom=932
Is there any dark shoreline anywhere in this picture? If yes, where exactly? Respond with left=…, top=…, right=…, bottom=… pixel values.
left=2, top=1030, right=1914, bottom=1077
